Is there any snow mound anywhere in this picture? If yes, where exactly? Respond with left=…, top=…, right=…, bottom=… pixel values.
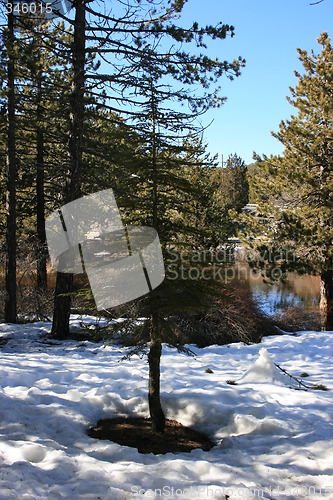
left=22, top=444, right=46, bottom=463
left=238, top=348, right=289, bottom=385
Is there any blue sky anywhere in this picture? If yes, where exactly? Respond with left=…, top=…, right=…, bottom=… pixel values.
left=178, top=0, right=333, bottom=165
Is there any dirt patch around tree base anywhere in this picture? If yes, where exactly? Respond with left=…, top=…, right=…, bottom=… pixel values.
left=88, top=417, right=215, bottom=454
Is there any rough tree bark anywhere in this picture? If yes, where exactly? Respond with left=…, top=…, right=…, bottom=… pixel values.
left=4, top=4, right=17, bottom=323
left=320, top=264, right=333, bottom=331
left=36, top=75, right=47, bottom=290
left=148, top=313, right=166, bottom=432
left=51, top=0, right=85, bottom=338
left=319, top=138, right=333, bottom=331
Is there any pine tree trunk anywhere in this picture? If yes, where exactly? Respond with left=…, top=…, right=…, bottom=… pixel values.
left=147, top=84, right=165, bottom=432
left=148, top=314, right=165, bottom=432
left=320, top=266, right=333, bottom=331
left=4, top=6, right=17, bottom=323
left=51, top=271, right=73, bottom=339
left=36, top=77, right=47, bottom=290
left=150, top=80, right=158, bottom=231
left=51, top=0, right=85, bottom=338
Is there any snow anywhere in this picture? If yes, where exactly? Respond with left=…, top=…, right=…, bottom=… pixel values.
left=0, top=318, right=333, bottom=499
left=237, top=348, right=289, bottom=385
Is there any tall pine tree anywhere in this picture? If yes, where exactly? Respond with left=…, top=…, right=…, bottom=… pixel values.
left=4, top=2, right=17, bottom=322
left=248, top=33, right=333, bottom=329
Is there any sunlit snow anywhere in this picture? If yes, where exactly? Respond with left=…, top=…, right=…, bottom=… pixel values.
left=0, top=317, right=332, bottom=499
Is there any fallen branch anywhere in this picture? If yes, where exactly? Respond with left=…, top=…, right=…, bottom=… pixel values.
left=274, top=363, right=328, bottom=391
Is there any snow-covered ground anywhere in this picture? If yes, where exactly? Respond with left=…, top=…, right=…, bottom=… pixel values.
left=0, top=316, right=332, bottom=499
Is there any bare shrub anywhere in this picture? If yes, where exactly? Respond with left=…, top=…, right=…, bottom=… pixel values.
left=168, top=286, right=279, bottom=347
left=272, top=305, right=320, bottom=332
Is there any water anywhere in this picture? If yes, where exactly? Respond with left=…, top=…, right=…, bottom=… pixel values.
left=230, top=260, right=321, bottom=325
left=250, top=274, right=320, bottom=317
